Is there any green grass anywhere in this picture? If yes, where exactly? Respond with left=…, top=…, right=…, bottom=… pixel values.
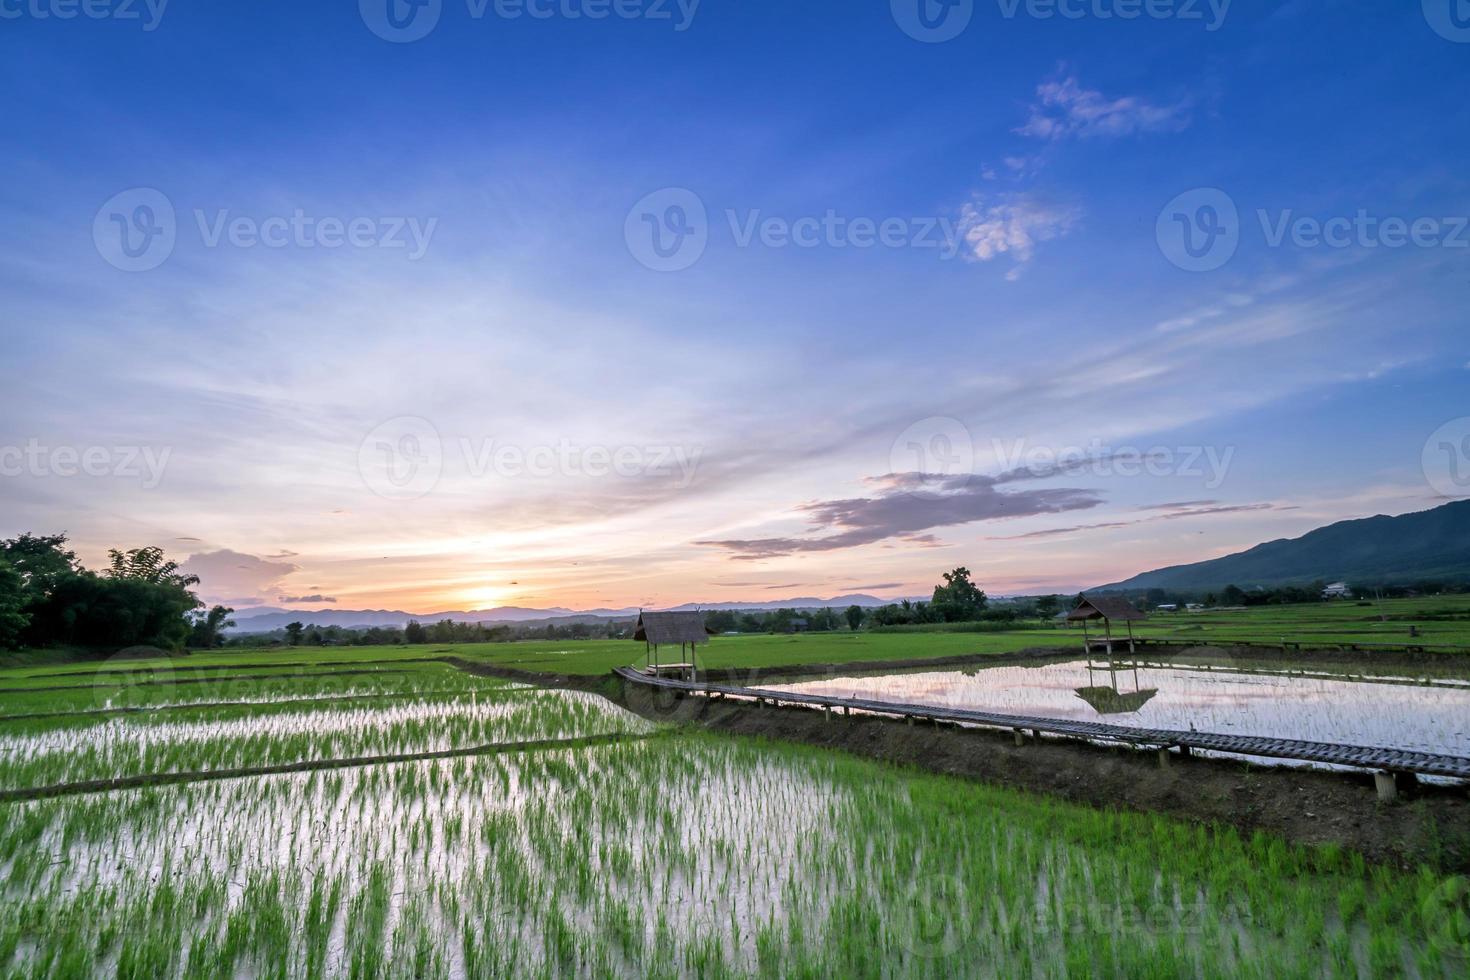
left=1, top=734, right=1462, bottom=977
left=4, top=596, right=1468, bottom=689
left=0, top=616, right=1465, bottom=976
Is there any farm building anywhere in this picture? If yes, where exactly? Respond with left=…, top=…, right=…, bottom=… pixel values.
left=633, top=610, right=713, bottom=681
left=1067, top=595, right=1148, bottom=655
left=1322, top=582, right=1353, bottom=599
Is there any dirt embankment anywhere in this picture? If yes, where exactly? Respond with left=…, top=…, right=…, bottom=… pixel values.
left=613, top=677, right=1470, bottom=872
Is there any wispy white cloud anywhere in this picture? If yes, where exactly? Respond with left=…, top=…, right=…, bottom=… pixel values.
left=958, top=195, right=1081, bottom=279
left=1017, top=75, right=1190, bottom=141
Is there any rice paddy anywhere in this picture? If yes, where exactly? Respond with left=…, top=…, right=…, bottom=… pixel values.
left=0, top=641, right=1466, bottom=976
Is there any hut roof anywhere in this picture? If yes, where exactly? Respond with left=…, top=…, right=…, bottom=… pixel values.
left=633, top=610, right=712, bottom=646
left=1067, top=595, right=1147, bottom=622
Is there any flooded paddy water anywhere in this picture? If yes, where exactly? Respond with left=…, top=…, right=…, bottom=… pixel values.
left=767, top=654, right=1470, bottom=766
left=0, top=662, right=1466, bottom=976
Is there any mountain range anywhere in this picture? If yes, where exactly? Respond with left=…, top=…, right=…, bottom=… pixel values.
left=225, top=594, right=901, bottom=633
left=1098, top=499, right=1470, bottom=593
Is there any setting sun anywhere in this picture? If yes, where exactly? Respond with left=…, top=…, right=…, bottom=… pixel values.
left=464, top=586, right=513, bottom=610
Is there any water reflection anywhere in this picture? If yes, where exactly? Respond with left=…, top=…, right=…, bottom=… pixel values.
left=1075, top=660, right=1159, bottom=715
left=769, top=656, right=1470, bottom=758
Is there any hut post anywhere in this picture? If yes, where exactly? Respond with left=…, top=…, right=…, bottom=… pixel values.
left=1127, top=618, right=1136, bottom=654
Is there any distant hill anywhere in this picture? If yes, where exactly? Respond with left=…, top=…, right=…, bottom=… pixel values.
left=225, top=593, right=900, bottom=633
left=1097, top=499, right=1470, bottom=593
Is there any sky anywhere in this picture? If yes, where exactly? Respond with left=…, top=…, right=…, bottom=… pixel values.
left=1, top=0, right=1467, bottom=614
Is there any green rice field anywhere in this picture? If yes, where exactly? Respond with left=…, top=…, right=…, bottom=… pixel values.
left=1, top=603, right=1468, bottom=976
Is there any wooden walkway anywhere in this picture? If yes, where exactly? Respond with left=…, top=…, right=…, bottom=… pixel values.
left=615, top=667, right=1470, bottom=780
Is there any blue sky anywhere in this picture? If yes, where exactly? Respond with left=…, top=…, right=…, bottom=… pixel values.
left=1, top=0, right=1467, bottom=611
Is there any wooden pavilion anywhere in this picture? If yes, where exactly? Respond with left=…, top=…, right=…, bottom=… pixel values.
left=1066, top=595, right=1147, bottom=656
left=633, top=610, right=712, bottom=682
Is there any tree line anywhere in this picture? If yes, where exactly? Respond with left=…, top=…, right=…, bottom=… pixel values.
left=0, top=533, right=235, bottom=652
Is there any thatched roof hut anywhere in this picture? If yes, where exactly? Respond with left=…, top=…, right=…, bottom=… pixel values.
left=633, top=610, right=712, bottom=646
left=1067, top=595, right=1147, bottom=623
left=632, top=610, right=713, bottom=681
left=1067, top=595, right=1147, bottom=654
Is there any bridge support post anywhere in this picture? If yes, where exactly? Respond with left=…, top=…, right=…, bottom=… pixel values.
left=1013, top=729, right=1025, bottom=746
left=1178, top=745, right=1191, bottom=758
left=1157, top=748, right=1171, bottom=769
left=1375, top=771, right=1398, bottom=803
left=823, top=706, right=831, bottom=723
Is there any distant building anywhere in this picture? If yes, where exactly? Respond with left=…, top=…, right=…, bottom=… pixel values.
left=1322, top=582, right=1353, bottom=599
left=786, top=617, right=809, bottom=633
left=1186, top=603, right=1205, bottom=612
left=1156, top=603, right=1179, bottom=612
